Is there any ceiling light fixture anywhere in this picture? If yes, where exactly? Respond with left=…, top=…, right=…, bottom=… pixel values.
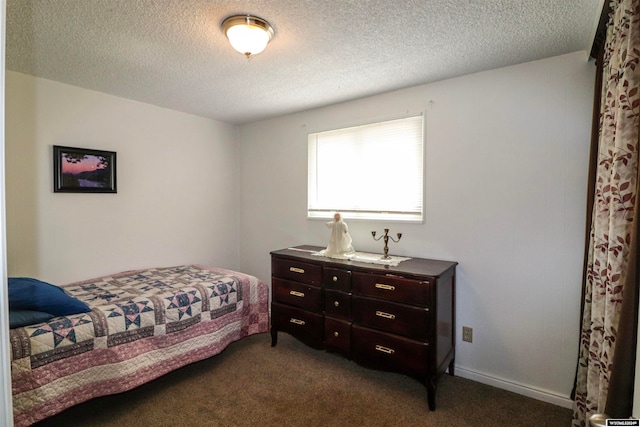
left=221, top=15, right=274, bottom=58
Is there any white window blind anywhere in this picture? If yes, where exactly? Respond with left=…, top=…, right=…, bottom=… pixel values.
left=308, top=115, right=424, bottom=222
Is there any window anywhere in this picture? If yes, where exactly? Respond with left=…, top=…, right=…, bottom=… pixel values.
left=308, top=115, right=424, bottom=222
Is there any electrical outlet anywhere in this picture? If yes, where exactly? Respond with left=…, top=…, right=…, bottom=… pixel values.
left=462, top=326, right=473, bottom=343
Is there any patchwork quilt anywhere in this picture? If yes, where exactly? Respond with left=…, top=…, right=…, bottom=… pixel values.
left=9, top=265, right=270, bottom=426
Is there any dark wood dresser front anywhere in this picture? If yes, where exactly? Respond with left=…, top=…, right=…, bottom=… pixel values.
left=270, top=245, right=457, bottom=411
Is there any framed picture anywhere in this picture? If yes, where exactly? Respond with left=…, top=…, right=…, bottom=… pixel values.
left=53, top=145, right=117, bottom=193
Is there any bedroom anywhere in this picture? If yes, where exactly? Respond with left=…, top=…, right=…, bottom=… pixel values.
left=1, top=0, right=636, bottom=426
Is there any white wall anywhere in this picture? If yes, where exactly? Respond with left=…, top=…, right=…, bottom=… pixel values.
left=239, top=51, right=595, bottom=406
left=5, top=71, right=240, bottom=284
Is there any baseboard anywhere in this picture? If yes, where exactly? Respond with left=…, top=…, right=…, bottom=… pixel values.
left=453, top=365, right=573, bottom=409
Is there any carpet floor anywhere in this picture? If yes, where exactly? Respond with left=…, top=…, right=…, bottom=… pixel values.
left=34, top=332, right=572, bottom=426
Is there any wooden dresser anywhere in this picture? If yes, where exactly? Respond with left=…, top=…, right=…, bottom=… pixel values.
left=270, top=245, right=457, bottom=410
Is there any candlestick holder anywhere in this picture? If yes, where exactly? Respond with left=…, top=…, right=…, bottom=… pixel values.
left=371, top=228, right=402, bottom=259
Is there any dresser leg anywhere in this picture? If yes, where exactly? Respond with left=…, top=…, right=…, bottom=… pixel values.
left=448, top=358, right=455, bottom=376
left=270, top=326, right=278, bottom=347
left=426, top=377, right=437, bottom=411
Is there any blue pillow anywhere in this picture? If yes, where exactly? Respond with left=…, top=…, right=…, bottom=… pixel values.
left=8, top=277, right=90, bottom=316
left=9, top=310, right=54, bottom=329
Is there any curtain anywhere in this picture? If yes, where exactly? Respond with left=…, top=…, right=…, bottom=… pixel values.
left=572, top=0, right=640, bottom=425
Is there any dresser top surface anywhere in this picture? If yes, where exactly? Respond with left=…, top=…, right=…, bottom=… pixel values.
left=271, top=245, right=457, bottom=278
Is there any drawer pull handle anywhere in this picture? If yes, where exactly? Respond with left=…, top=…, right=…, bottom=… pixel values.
left=375, top=345, right=395, bottom=355
left=290, top=318, right=306, bottom=326
left=332, top=276, right=338, bottom=282
left=334, top=331, right=339, bottom=337
left=289, top=290, right=305, bottom=298
left=375, top=283, right=395, bottom=291
left=334, top=301, right=340, bottom=307
left=376, top=310, right=396, bottom=320
left=289, top=267, right=305, bottom=274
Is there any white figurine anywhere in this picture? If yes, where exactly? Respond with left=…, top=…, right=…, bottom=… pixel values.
left=324, top=213, right=355, bottom=255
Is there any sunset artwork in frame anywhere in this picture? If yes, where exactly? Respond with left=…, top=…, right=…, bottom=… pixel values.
left=53, top=145, right=117, bottom=193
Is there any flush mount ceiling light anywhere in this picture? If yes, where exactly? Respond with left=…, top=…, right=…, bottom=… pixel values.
left=221, top=15, right=274, bottom=58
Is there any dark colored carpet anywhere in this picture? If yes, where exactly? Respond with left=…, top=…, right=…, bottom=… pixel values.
left=34, top=332, right=571, bottom=426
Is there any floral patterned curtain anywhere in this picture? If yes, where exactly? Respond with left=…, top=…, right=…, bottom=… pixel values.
left=572, top=0, right=640, bottom=425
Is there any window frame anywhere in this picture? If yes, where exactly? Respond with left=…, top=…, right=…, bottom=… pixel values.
left=307, top=114, right=425, bottom=223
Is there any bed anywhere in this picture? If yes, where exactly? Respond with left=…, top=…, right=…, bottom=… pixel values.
left=8, top=264, right=270, bottom=426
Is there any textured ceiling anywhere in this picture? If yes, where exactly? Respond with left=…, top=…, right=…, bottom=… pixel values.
left=6, top=0, right=603, bottom=125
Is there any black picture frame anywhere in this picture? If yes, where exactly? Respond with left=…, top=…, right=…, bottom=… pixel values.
left=53, top=145, right=117, bottom=193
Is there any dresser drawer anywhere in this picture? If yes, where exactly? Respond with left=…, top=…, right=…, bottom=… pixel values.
left=323, top=289, right=351, bottom=319
left=352, top=272, right=432, bottom=305
left=271, top=302, right=323, bottom=349
left=352, top=296, right=429, bottom=340
left=272, top=257, right=323, bottom=285
left=352, top=324, right=429, bottom=377
left=272, top=277, right=323, bottom=313
left=324, top=267, right=352, bottom=291
left=324, top=317, right=351, bottom=357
